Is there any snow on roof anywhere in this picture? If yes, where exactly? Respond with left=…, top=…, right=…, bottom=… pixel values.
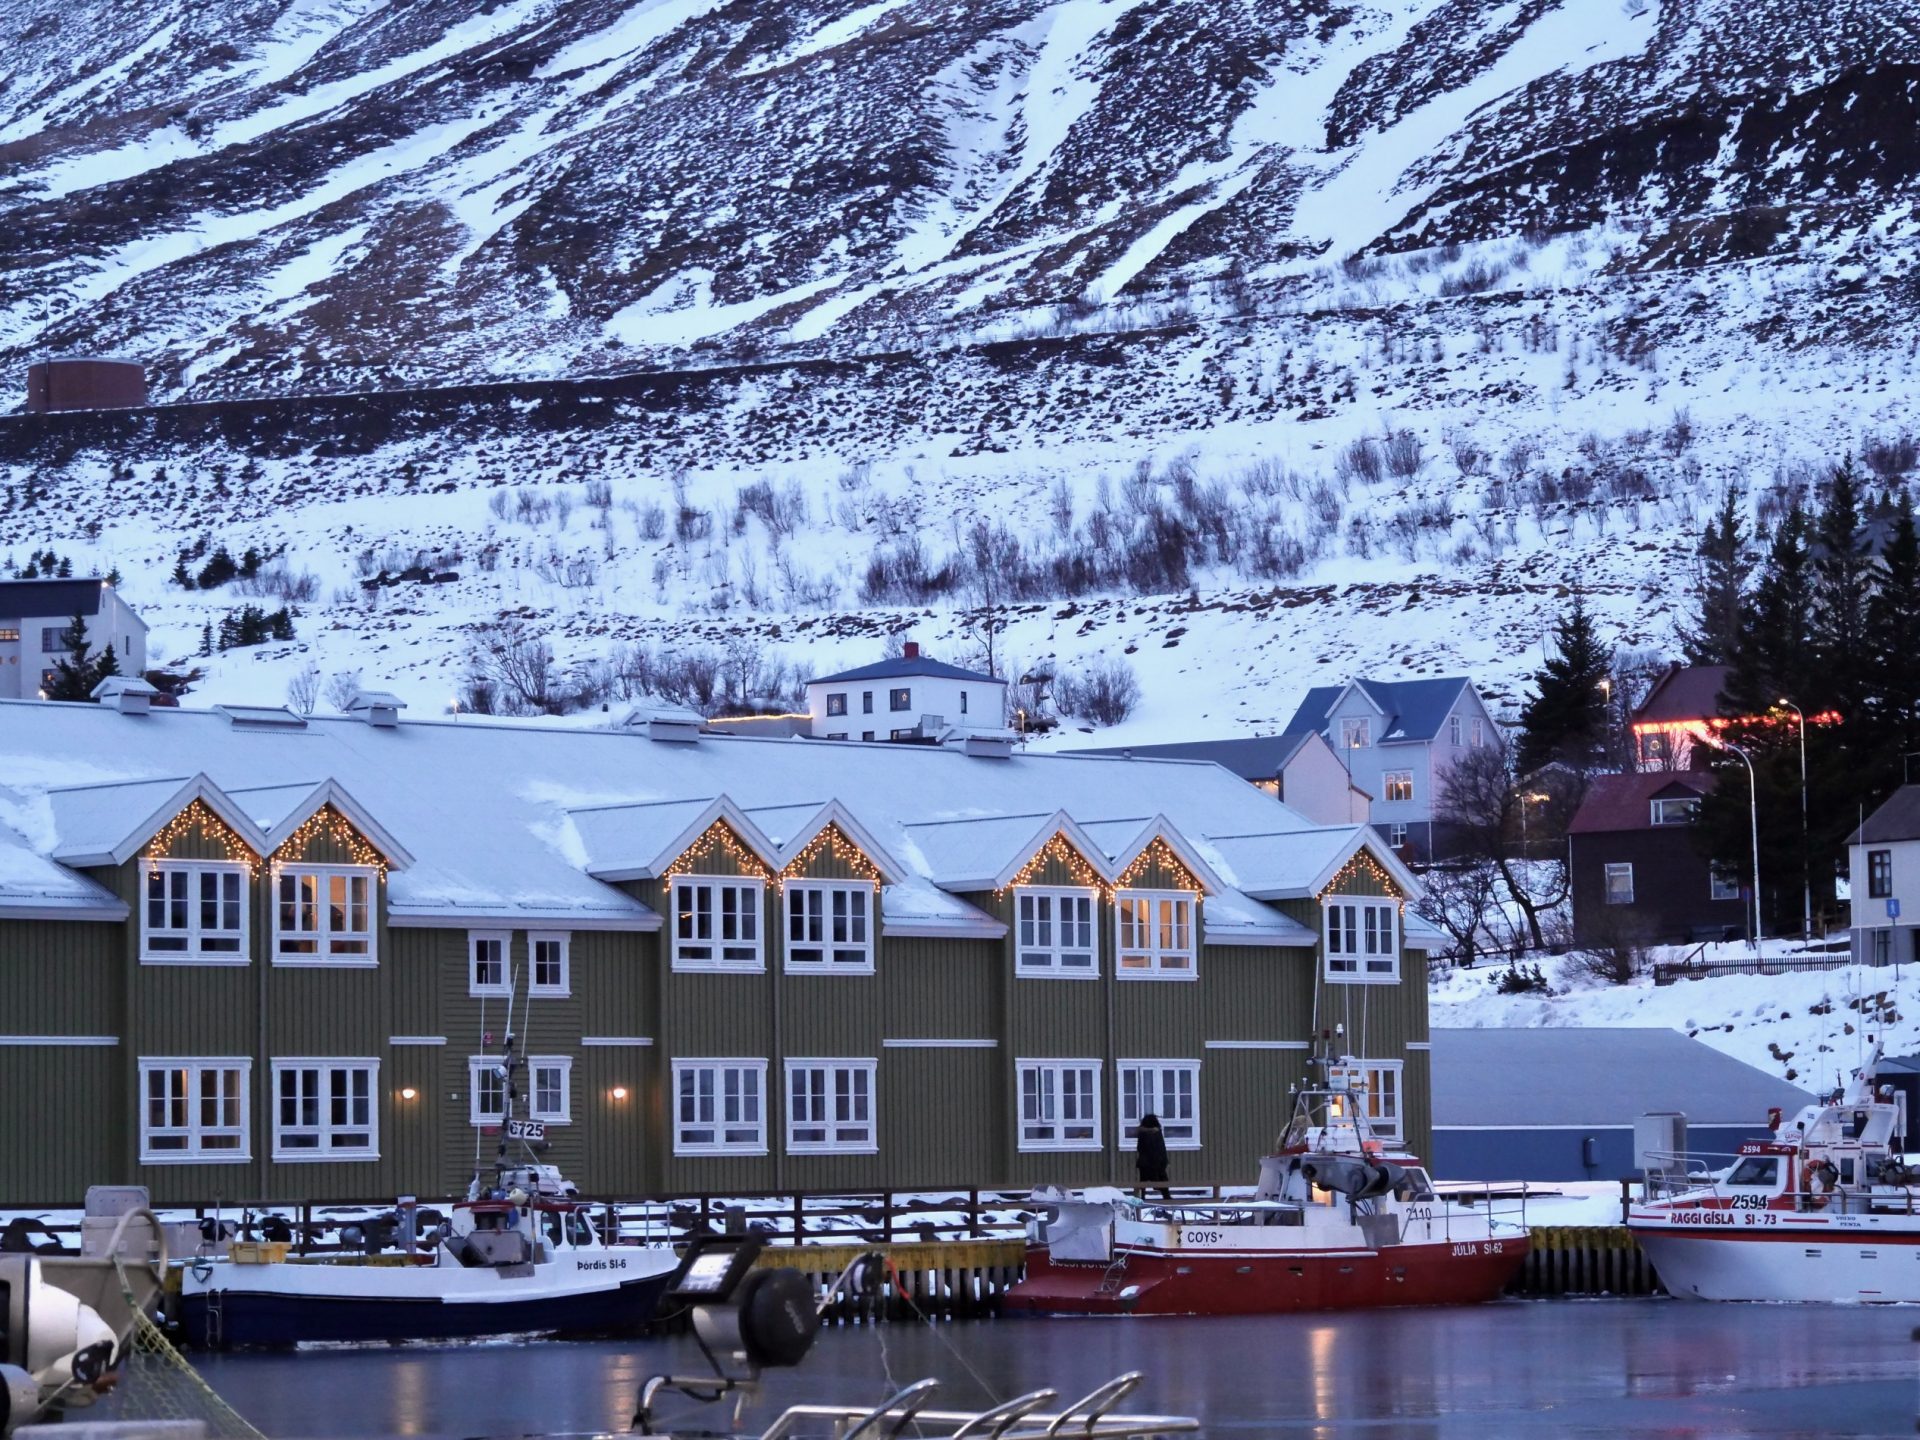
left=1064, top=733, right=1314, bottom=780
left=1205, top=825, right=1409, bottom=900
left=1850, top=784, right=1920, bottom=845
left=0, top=700, right=1412, bottom=932
left=1283, top=676, right=1475, bottom=743
left=1430, top=1027, right=1811, bottom=1128
left=0, top=578, right=118, bottom=619
left=808, top=655, right=1001, bottom=685
left=0, top=819, right=127, bottom=919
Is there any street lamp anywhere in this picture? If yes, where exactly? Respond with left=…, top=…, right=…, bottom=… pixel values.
left=1777, top=698, right=1809, bottom=943
left=1719, top=738, right=1765, bottom=950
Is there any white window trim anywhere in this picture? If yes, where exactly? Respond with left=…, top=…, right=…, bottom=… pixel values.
left=528, top=931, right=571, bottom=997
left=1383, top=771, right=1415, bottom=803
left=138, top=1057, right=252, bottom=1164
left=468, top=930, right=512, bottom=997
left=1118, top=1059, right=1202, bottom=1150
left=1449, top=715, right=1463, bottom=746
left=140, top=860, right=251, bottom=965
left=672, top=1058, right=769, bottom=1156
left=1323, top=897, right=1399, bottom=983
left=271, top=863, right=378, bottom=968
left=468, top=1055, right=509, bottom=1127
left=1113, top=889, right=1197, bottom=980
left=1340, top=717, right=1371, bottom=749
left=1710, top=867, right=1741, bottom=902
left=784, top=1057, right=879, bottom=1155
left=1650, top=798, right=1699, bottom=826
left=1604, top=863, right=1635, bottom=906
left=783, top=881, right=876, bottom=973
left=670, top=877, right=767, bottom=972
left=1016, top=1058, right=1104, bottom=1152
left=1356, top=1058, right=1404, bottom=1143
left=1014, top=885, right=1100, bottom=978
left=269, top=1057, right=379, bottom=1161
left=529, top=1055, right=573, bottom=1124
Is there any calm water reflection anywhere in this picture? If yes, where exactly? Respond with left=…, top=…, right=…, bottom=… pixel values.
left=183, top=1300, right=1914, bottom=1439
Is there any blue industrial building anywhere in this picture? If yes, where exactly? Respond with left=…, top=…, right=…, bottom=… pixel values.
left=1430, top=1027, right=1813, bottom=1182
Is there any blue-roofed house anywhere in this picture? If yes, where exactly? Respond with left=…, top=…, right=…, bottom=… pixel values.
left=805, top=642, right=1007, bottom=742
left=1282, top=676, right=1503, bottom=860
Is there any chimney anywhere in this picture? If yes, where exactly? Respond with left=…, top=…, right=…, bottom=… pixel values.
left=624, top=705, right=704, bottom=743
left=347, top=690, right=407, bottom=728
left=903, top=641, right=920, bottom=660
left=92, top=675, right=158, bottom=715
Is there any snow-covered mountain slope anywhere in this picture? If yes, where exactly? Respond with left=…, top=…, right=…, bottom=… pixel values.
left=1433, top=947, right=1913, bottom=1090
left=0, top=0, right=1915, bottom=733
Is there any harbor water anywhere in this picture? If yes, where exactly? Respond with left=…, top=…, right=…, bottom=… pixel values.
left=183, top=1299, right=1916, bottom=1438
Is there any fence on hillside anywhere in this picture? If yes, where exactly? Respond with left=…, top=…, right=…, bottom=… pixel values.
left=1653, top=946, right=1876, bottom=986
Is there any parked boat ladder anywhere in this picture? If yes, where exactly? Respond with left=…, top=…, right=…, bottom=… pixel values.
left=1093, top=1249, right=1131, bottom=1297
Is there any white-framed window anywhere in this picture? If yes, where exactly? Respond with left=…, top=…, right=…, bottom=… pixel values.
left=826, top=692, right=847, bottom=716
left=1710, top=868, right=1741, bottom=902
left=139, top=1058, right=250, bottom=1162
left=1324, top=898, right=1398, bottom=981
left=785, top=1058, right=877, bottom=1153
left=1388, top=823, right=1409, bottom=848
left=1018, top=1060, right=1102, bottom=1150
left=271, top=1059, right=377, bottom=1160
left=1449, top=715, right=1462, bottom=746
left=1015, top=887, right=1097, bottom=976
left=1383, top=771, right=1414, bottom=803
left=469, top=931, right=511, bottom=996
left=1115, top=891, right=1195, bottom=976
left=1650, top=798, right=1700, bottom=826
left=672, top=878, right=764, bottom=970
left=673, top=1060, right=768, bottom=1154
left=1472, top=718, right=1486, bottom=746
left=1604, top=863, right=1634, bottom=905
left=530, top=1056, right=572, bottom=1123
left=468, top=1056, right=508, bottom=1126
left=1340, top=717, right=1370, bottom=749
left=1357, top=1059, right=1403, bottom=1142
left=785, top=882, right=873, bottom=970
left=529, top=932, right=570, bottom=996
left=1119, top=1060, right=1200, bottom=1148
left=142, top=861, right=249, bottom=963
left=273, top=865, right=376, bottom=966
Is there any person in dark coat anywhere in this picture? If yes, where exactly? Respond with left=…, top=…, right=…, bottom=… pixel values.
left=1135, top=1113, right=1172, bottom=1202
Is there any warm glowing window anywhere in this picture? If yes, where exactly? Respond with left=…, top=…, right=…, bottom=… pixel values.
left=1325, top=899, right=1397, bottom=981
left=1115, top=891, right=1194, bottom=975
left=143, top=862, right=248, bottom=963
left=274, top=866, right=375, bottom=964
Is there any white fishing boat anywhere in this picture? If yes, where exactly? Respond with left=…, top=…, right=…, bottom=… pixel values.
left=179, top=1019, right=676, bottom=1347
left=1627, top=1037, right=1920, bottom=1302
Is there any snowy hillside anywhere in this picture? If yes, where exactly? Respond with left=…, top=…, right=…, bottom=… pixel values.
left=1433, top=946, right=1915, bottom=1089
left=0, top=0, right=1915, bottom=729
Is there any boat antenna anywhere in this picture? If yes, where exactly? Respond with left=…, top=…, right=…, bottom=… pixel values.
left=471, top=985, right=490, bottom=1192
left=495, top=963, right=521, bottom=1185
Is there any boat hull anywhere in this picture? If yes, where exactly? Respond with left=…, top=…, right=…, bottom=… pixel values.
left=179, top=1257, right=674, bottom=1347
left=1629, top=1219, right=1920, bottom=1303
left=1005, top=1235, right=1529, bottom=1316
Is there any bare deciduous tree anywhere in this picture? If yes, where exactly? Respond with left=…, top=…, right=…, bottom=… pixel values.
left=286, top=662, right=321, bottom=716
left=1435, top=742, right=1576, bottom=951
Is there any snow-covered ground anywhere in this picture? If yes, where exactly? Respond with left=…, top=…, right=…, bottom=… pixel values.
left=1433, top=941, right=1914, bottom=1090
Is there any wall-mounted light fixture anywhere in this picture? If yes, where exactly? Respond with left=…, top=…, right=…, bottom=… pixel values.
left=400, top=1086, right=418, bottom=1101
left=610, top=1086, right=629, bottom=1101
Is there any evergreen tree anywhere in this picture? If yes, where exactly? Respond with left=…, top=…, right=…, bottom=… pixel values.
left=1810, top=458, right=1873, bottom=723
left=171, top=556, right=193, bottom=588
left=1682, top=489, right=1749, bottom=664
left=42, top=613, right=95, bottom=701
left=91, top=642, right=120, bottom=687
left=1516, top=591, right=1611, bottom=774
left=1866, top=490, right=1920, bottom=764
left=1721, top=504, right=1814, bottom=721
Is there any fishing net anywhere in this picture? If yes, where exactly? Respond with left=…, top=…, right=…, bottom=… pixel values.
left=90, top=1309, right=269, bottom=1440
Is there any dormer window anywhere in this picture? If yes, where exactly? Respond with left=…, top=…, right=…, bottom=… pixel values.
left=1324, top=898, right=1397, bottom=982
left=1650, top=797, right=1699, bottom=826
left=672, top=877, right=764, bottom=970
left=1340, top=718, right=1370, bottom=749
left=143, top=861, right=249, bottom=964
left=274, top=866, right=376, bottom=965
left=1115, top=891, right=1195, bottom=976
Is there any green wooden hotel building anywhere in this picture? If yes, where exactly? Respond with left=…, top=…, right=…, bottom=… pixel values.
left=0, top=688, right=1441, bottom=1207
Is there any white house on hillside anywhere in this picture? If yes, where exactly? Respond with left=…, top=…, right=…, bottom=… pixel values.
left=1281, top=676, right=1503, bottom=859
left=1848, top=786, right=1920, bottom=966
left=0, top=577, right=148, bottom=700
left=806, top=644, right=1006, bottom=742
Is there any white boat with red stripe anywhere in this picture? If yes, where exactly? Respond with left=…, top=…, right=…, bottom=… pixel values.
left=1628, top=1038, right=1920, bottom=1302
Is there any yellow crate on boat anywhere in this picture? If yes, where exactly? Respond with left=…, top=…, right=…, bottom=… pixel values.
left=229, top=1241, right=290, bottom=1264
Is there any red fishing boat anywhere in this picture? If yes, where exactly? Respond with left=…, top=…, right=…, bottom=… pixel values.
left=1006, top=1054, right=1531, bottom=1315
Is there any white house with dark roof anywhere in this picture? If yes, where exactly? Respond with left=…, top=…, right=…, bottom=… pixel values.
left=1064, top=731, right=1371, bottom=828
left=0, top=577, right=148, bottom=699
left=805, top=642, right=1005, bottom=741
left=1282, top=676, right=1503, bottom=860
